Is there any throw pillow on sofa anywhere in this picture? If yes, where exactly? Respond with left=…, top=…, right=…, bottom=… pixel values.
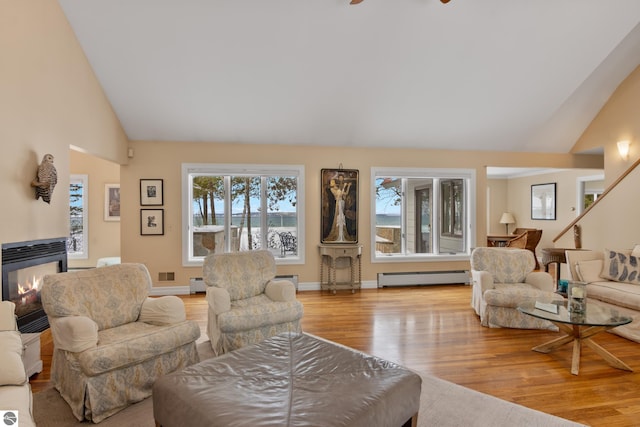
left=600, top=249, right=640, bottom=284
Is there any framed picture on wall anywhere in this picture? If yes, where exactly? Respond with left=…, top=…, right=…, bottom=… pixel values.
left=104, top=184, right=120, bottom=222
left=531, top=183, right=556, bottom=220
left=140, top=209, right=164, bottom=235
left=321, top=168, right=358, bottom=244
left=140, top=179, right=164, bottom=206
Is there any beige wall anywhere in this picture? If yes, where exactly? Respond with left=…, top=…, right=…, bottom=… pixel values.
left=0, top=1, right=127, bottom=298
left=559, top=65, right=640, bottom=254
left=489, top=169, right=603, bottom=254
left=121, top=141, right=600, bottom=288
left=69, top=150, right=121, bottom=268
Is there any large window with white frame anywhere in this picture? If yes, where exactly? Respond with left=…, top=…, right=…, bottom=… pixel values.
left=182, top=163, right=304, bottom=266
left=68, top=174, right=89, bottom=259
left=371, top=167, right=475, bottom=262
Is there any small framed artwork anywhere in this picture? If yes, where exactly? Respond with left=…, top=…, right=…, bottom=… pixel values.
left=140, top=209, right=164, bottom=235
left=140, top=179, right=164, bottom=206
left=321, top=168, right=359, bottom=244
left=104, top=184, right=120, bottom=222
left=531, top=183, right=556, bottom=220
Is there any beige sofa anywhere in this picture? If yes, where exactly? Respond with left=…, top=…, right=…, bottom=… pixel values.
left=0, top=301, right=36, bottom=427
left=42, top=263, right=201, bottom=423
left=566, top=248, right=640, bottom=343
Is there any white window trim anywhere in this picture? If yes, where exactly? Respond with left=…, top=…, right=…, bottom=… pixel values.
left=68, top=174, right=89, bottom=259
left=181, top=163, right=305, bottom=266
left=370, top=167, right=476, bottom=263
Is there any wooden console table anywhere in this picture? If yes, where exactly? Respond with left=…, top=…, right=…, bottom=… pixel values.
left=319, top=244, right=362, bottom=294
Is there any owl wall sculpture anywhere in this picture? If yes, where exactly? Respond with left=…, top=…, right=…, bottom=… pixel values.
left=31, top=153, right=58, bottom=204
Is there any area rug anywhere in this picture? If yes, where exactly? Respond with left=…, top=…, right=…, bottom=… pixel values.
left=32, top=342, right=585, bottom=427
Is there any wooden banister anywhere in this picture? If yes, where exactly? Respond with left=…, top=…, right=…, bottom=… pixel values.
left=553, top=156, right=640, bottom=242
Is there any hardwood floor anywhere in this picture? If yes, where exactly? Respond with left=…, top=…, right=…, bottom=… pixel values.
left=30, top=285, right=640, bottom=426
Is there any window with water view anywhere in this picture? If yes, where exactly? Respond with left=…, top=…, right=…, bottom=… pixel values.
left=372, top=168, right=475, bottom=261
left=182, top=164, right=304, bottom=265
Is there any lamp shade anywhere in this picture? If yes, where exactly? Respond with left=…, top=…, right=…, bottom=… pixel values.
left=499, top=212, right=515, bottom=225
left=499, top=212, right=516, bottom=234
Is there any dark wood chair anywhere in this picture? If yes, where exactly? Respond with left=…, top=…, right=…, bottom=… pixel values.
left=506, top=229, right=543, bottom=269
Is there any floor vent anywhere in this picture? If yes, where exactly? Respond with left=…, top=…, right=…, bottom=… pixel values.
left=377, top=270, right=469, bottom=287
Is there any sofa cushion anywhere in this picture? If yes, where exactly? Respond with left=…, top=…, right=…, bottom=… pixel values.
left=0, top=331, right=27, bottom=386
left=76, top=320, right=201, bottom=376
left=575, top=259, right=604, bottom=284
left=588, top=281, right=640, bottom=312
left=0, top=384, right=35, bottom=427
left=600, top=249, right=640, bottom=285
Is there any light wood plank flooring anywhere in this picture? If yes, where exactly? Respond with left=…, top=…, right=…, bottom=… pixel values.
left=30, top=285, right=640, bottom=426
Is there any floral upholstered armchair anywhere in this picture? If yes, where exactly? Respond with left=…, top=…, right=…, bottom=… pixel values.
left=203, top=250, right=304, bottom=355
left=470, top=247, right=563, bottom=330
left=41, top=264, right=201, bottom=423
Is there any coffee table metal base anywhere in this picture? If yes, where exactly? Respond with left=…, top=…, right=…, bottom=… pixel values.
left=532, top=322, right=633, bottom=375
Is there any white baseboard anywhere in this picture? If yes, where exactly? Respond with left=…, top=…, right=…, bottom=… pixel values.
left=151, top=280, right=378, bottom=295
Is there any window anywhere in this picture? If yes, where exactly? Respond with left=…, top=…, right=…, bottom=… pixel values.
left=68, top=175, right=88, bottom=259
left=182, top=164, right=304, bottom=266
left=371, top=168, right=475, bottom=262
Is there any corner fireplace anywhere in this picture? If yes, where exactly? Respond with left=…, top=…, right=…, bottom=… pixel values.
left=2, top=237, right=67, bottom=333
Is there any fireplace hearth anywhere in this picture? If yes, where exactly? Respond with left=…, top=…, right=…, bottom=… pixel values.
left=2, top=237, right=67, bottom=333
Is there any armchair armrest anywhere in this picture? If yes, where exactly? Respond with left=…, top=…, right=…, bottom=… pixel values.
left=49, top=316, right=98, bottom=353
left=0, top=301, right=17, bottom=331
left=265, top=279, right=296, bottom=302
left=139, top=296, right=186, bottom=325
left=525, top=271, right=555, bottom=292
left=206, top=286, right=231, bottom=314
left=471, top=270, right=495, bottom=294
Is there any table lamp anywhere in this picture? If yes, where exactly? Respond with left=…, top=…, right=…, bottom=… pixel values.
left=499, top=212, right=516, bottom=234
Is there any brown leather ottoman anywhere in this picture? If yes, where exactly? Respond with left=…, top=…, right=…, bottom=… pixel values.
left=153, top=332, right=421, bottom=427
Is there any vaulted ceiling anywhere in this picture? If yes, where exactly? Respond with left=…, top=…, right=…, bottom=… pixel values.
left=59, top=0, right=640, bottom=153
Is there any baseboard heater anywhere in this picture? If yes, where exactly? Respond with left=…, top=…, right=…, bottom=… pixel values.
left=190, top=274, right=299, bottom=294
left=377, top=270, right=470, bottom=287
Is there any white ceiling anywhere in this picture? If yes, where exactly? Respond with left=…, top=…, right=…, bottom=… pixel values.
left=58, top=0, right=640, bottom=153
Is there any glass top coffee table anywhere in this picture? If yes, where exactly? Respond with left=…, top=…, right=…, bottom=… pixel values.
left=518, top=301, right=633, bottom=375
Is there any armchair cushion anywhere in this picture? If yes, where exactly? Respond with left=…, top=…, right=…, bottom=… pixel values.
left=49, top=316, right=98, bottom=353
left=139, top=296, right=186, bottom=325
left=0, top=331, right=27, bottom=386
